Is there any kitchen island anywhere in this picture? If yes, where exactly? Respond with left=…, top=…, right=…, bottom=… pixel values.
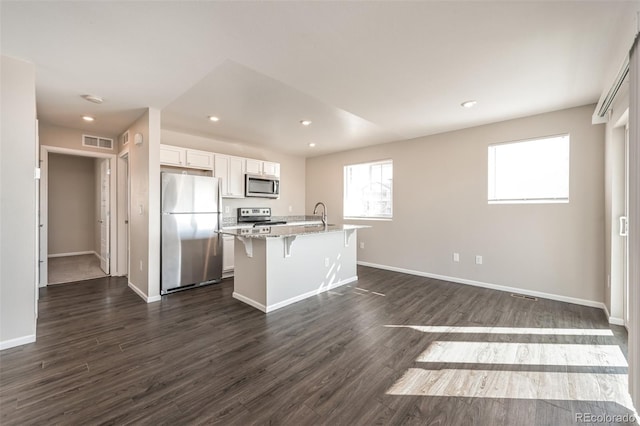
left=219, top=224, right=368, bottom=312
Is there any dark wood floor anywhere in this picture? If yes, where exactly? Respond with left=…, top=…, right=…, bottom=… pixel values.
left=0, top=266, right=631, bottom=425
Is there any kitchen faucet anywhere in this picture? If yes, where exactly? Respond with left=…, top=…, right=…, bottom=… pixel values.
left=313, top=202, right=327, bottom=226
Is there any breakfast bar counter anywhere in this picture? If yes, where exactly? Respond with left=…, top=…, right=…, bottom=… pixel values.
left=219, top=224, right=368, bottom=312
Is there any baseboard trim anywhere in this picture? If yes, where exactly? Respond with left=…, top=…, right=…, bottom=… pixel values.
left=357, top=261, right=605, bottom=310
left=128, top=281, right=162, bottom=303
left=609, top=316, right=626, bottom=326
left=233, top=275, right=357, bottom=313
left=232, top=292, right=267, bottom=312
left=48, top=250, right=95, bottom=258
left=0, top=334, right=36, bottom=351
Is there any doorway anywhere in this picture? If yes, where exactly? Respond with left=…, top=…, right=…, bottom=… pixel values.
left=40, top=146, right=118, bottom=286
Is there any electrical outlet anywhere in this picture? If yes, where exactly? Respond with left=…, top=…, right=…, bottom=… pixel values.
left=475, top=255, right=483, bottom=265
left=225, top=206, right=230, bottom=214
left=453, top=253, right=460, bottom=262
left=289, top=205, right=293, bottom=213
left=359, top=242, right=365, bottom=249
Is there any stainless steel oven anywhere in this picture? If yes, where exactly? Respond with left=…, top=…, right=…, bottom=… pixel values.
left=245, top=174, right=280, bottom=198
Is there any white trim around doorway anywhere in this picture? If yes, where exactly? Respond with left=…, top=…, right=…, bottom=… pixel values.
left=39, top=145, right=119, bottom=287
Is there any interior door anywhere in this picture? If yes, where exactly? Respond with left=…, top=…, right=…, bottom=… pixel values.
left=99, top=159, right=110, bottom=274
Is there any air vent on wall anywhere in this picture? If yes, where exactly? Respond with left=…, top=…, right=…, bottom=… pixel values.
left=121, top=131, right=129, bottom=145
left=83, top=134, right=113, bottom=150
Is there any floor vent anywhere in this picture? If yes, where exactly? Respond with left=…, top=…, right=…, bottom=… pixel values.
left=511, top=293, right=538, bottom=301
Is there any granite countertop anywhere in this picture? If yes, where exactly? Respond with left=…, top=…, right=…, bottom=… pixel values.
left=222, top=220, right=322, bottom=231
left=219, top=224, right=369, bottom=238
left=221, top=215, right=321, bottom=228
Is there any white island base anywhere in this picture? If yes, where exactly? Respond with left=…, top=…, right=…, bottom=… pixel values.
left=231, top=227, right=360, bottom=312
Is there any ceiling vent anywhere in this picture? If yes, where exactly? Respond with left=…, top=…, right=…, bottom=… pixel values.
left=83, top=134, right=113, bottom=150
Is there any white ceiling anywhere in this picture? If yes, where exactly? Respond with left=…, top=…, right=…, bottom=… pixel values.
left=2, top=1, right=638, bottom=157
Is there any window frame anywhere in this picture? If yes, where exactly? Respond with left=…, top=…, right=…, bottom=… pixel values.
left=487, top=133, right=570, bottom=205
left=343, top=159, right=393, bottom=220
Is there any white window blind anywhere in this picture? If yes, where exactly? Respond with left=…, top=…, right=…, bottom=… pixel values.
left=488, top=134, right=569, bottom=204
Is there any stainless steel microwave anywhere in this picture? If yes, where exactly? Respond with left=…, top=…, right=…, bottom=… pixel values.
left=245, top=174, right=280, bottom=198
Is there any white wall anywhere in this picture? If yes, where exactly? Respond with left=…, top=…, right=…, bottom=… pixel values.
left=39, top=122, right=117, bottom=154
left=126, top=109, right=161, bottom=301
left=306, top=104, right=606, bottom=305
left=47, top=153, right=96, bottom=255
left=0, top=56, right=37, bottom=349
left=161, top=129, right=306, bottom=219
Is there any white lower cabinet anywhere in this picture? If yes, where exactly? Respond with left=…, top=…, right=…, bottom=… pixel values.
left=222, top=235, right=234, bottom=276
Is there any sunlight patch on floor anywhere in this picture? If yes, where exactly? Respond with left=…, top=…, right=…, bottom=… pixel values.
left=417, top=341, right=628, bottom=367
left=385, top=325, right=614, bottom=336
left=386, top=368, right=633, bottom=409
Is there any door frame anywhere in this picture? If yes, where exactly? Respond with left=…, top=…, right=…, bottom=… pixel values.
left=624, top=123, right=630, bottom=328
left=117, top=148, right=130, bottom=279
left=39, top=145, right=118, bottom=286
left=98, top=158, right=111, bottom=274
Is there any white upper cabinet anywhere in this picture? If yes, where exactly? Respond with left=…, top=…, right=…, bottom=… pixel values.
left=245, top=158, right=262, bottom=175
left=263, top=161, right=280, bottom=177
left=160, top=145, right=213, bottom=170
left=185, top=149, right=214, bottom=170
left=245, top=158, right=280, bottom=178
left=215, top=154, right=245, bottom=198
left=160, top=144, right=185, bottom=167
left=160, top=144, right=279, bottom=194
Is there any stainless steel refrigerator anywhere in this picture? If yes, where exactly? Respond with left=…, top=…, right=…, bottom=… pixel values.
left=161, top=172, right=222, bottom=294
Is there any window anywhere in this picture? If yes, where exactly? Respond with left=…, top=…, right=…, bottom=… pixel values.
left=344, top=160, right=392, bottom=219
left=488, top=134, right=569, bottom=204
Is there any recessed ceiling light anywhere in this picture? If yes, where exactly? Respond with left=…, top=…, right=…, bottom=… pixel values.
left=300, top=120, right=312, bottom=126
left=308, top=143, right=316, bottom=148
left=461, top=100, right=478, bottom=108
left=82, top=115, right=95, bottom=122
left=82, top=94, right=103, bottom=104
left=208, top=116, right=220, bottom=122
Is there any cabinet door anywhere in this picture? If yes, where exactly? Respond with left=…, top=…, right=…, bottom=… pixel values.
left=263, top=161, right=280, bottom=177
left=214, top=155, right=230, bottom=196
left=186, top=149, right=214, bottom=170
left=160, top=145, right=185, bottom=166
left=245, top=158, right=262, bottom=175
left=222, top=236, right=234, bottom=272
left=227, top=156, right=245, bottom=197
